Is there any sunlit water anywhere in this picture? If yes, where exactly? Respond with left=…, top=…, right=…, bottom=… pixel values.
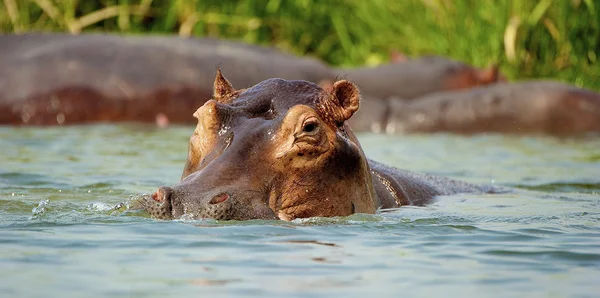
left=1, top=125, right=599, bottom=297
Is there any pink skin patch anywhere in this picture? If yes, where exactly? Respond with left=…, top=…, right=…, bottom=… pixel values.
left=209, top=193, right=229, bottom=205
left=155, top=113, right=170, bottom=128
left=151, top=190, right=162, bottom=202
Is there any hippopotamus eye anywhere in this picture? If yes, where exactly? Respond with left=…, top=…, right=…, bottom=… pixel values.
left=301, top=117, right=320, bottom=135
left=303, top=123, right=317, bottom=133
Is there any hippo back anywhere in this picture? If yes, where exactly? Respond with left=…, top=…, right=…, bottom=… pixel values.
left=0, top=33, right=333, bottom=124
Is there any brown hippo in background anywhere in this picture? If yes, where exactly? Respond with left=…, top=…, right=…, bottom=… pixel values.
left=0, top=33, right=333, bottom=125
left=350, top=81, right=600, bottom=135
left=0, top=33, right=505, bottom=127
left=3, top=34, right=597, bottom=137
left=329, top=56, right=504, bottom=100
left=140, top=71, right=496, bottom=221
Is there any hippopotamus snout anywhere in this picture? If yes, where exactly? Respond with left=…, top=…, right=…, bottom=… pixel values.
left=145, top=185, right=276, bottom=221
left=148, top=186, right=234, bottom=220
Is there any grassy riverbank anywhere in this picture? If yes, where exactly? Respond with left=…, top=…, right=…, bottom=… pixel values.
left=1, top=0, right=598, bottom=90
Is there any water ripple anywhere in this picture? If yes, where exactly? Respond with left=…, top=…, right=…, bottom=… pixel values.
left=1, top=126, right=599, bottom=297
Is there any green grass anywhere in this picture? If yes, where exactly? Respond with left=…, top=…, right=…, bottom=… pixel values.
left=1, top=0, right=599, bottom=90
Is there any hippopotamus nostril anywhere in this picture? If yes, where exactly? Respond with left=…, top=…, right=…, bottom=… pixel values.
left=152, top=186, right=173, bottom=203
left=209, top=192, right=230, bottom=205
left=142, top=186, right=174, bottom=220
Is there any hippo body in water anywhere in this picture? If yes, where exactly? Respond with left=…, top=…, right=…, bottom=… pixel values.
left=350, top=81, right=600, bottom=135
left=0, top=33, right=333, bottom=125
left=4, top=34, right=596, bottom=136
left=332, top=56, right=504, bottom=100
left=1, top=34, right=502, bottom=127
left=140, top=71, right=495, bottom=221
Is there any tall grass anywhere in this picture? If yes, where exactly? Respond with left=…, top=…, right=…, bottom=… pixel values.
left=1, top=0, right=599, bottom=90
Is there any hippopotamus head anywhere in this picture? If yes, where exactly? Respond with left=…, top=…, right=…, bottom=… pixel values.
left=142, top=70, right=378, bottom=221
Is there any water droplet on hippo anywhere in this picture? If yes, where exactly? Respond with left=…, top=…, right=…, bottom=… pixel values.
left=21, top=112, right=30, bottom=124
left=56, top=113, right=65, bottom=124
left=268, top=129, right=278, bottom=141
left=218, top=125, right=230, bottom=136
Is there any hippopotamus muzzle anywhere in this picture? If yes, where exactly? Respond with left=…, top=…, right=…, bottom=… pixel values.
left=146, top=181, right=278, bottom=221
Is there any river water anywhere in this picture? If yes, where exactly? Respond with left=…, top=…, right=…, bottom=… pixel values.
left=1, top=125, right=599, bottom=297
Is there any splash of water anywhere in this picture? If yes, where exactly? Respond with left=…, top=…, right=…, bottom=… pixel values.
left=29, top=198, right=49, bottom=219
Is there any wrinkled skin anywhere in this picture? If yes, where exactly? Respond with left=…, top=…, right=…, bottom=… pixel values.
left=141, top=71, right=493, bottom=221
left=351, top=81, right=600, bottom=135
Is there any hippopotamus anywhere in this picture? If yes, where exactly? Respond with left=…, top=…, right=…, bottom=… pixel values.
left=0, top=33, right=333, bottom=125
left=0, top=33, right=507, bottom=128
left=329, top=56, right=504, bottom=100
left=350, top=81, right=600, bottom=135
left=6, top=34, right=596, bottom=136
left=139, top=71, right=497, bottom=221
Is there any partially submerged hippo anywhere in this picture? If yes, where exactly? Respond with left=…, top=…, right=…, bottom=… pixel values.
left=331, top=56, right=504, bottom=100
left=0, top=33, right=504, bottom=128
left=351, top=81, right=600, bottom=135
left=0, top=33, right=332, bottom=125
left=140, top=71, right=496, bottom=221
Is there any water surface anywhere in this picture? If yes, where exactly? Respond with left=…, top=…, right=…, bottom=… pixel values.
left=1, top=125, right=599, bottom=297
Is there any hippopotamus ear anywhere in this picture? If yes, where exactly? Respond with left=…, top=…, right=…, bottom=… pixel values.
left=330, top=80, right=360, bottom=123
left=213, top=68, right=236, bottom=103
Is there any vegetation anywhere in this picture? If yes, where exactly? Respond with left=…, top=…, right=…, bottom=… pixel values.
left=1, top=0, right=598, bottom=90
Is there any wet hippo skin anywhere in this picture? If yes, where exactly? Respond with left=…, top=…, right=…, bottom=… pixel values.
left=352, top=81, right=600, bottom=135
left=4, top=34, right=596, bottom=136
left=332, top=56, right=504, bottom=100
left=140, top=71, right=499, bottom=221
left=0, top=33, right=333, bottom=125
left=0, top=34, right=505, bottom=127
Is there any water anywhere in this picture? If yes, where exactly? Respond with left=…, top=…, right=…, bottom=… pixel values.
left=1, top=125, right=599, bottom=297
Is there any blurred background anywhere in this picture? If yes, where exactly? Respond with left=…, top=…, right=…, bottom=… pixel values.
left=1, top=0, right=598, bottom=90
